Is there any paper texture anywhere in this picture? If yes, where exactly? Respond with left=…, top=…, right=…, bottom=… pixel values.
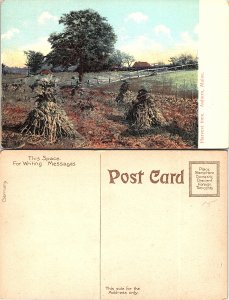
left=1, top=0, right=229, bottom=149
left=198, top=0, right=229, bottom=148
left=0, top=150, right=227, bottom=299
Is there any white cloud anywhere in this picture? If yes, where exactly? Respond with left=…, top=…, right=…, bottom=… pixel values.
left=22, top=21, right=29, bottom=27
left=21, top=36, right=52, bottom=54
left=132, top=35, right=163, bottom=49
left=153, top=24, right=171, bottom=38
left=181, top=31, right=197, bottom=45
left=194, top=24, right=199, bottom=35
left=174, top=31, right=198, bottom=55
left=121, top=35, right=163, bottom=51
left=38, top=11, right=58, bottom=24
left=1, top=28, right=20, bottom=40
left=118, top=31, right=198, bottom=64
left=119, top=35, right=163, bottom=63
left=126, top=12, right=149, bottom=23
left=117, top=27, right=129, bottom=42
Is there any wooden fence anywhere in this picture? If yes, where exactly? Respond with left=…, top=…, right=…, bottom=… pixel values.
left=83, top=63, right=198, bottom=86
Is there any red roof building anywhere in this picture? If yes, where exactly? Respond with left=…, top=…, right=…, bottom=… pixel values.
left=132, top=61, right=152, bottom=69
left=40, top=69, right=52, bottom=75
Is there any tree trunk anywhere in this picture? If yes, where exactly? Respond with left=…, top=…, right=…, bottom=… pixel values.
left=78, top=64, right=84, bottom=83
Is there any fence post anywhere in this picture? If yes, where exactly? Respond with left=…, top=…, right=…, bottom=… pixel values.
left=109, top=77, right=111, bottom=83
left=162, top=78, right=165, bottom=96
left=184, top=79, right=186, bottom=99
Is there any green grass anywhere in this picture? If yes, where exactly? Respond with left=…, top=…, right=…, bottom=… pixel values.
left=128, top=70, right=198, bottom=97
left=142, top=70, right=197, bottom=88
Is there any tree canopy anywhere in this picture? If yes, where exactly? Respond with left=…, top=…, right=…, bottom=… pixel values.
left=169, top=54, right=198, bottom=66
left=24, top=51, right=44, bottom=74
left=122, top=53, right=135, bottom=68
left=47, top=9, right=117, bottom=81
left=107, top=50, right=135, bottom=69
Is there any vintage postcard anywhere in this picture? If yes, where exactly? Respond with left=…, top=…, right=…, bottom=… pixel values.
left=1, top=0, right=228, bottom=149
left=0, top=150, right=227, bottom=299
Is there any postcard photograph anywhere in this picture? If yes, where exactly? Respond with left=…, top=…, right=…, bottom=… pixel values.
left=1, top=0, right=199, bottom=149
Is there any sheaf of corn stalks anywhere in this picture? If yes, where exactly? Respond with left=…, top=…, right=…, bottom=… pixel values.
left=126, top=88, right=168, bottom=130
left=20, top=75, right=78, bottom=143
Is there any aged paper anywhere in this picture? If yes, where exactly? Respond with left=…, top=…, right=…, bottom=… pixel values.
left=198, top=0, right=229, bottom=148
left=1, top=0, right=228, bottom=149
left=0, top=150, right=227, bottom=299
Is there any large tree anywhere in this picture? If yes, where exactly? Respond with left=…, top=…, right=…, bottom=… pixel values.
left=47, top=9, right=117, bottom=82
left=24, top=51, right=44, bottom=74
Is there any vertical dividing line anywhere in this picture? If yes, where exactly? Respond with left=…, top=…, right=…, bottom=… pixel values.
left=99, top=154, right=102, bottom=300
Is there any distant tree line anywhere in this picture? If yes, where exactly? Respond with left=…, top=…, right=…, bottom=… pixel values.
left=169, top=54, right=198, bottom=67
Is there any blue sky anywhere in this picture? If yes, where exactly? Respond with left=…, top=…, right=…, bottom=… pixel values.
left=1, top=0, right=199, bottom=67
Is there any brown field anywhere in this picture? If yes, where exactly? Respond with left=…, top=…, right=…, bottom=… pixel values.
left=1, top=72, right=198, bottom=149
